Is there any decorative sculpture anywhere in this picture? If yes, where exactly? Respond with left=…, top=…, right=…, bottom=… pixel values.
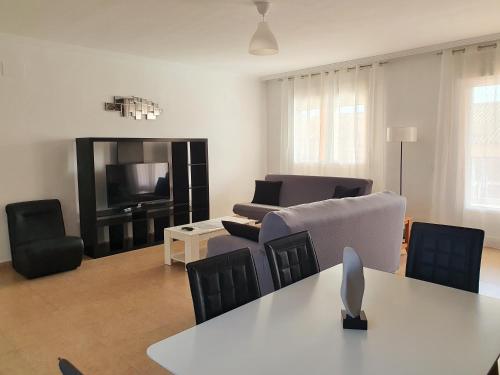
left=105, top=96, right=162, bottom=120
left=341, top=247, right=368, bottom=330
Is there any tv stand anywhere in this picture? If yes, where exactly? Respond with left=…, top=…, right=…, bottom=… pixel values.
left=76, top=137, right=209, bottom=258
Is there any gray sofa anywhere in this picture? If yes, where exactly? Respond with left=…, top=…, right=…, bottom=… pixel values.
left=233, top=174, right=373, bottom=221
left=208, top=191, right=406, bottom=295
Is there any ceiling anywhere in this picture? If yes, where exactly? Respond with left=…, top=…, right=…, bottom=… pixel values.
left=1, top=0, right=500, bottom=76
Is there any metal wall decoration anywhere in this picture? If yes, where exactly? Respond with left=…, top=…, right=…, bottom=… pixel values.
left=105, top=96, right=162, bottom=120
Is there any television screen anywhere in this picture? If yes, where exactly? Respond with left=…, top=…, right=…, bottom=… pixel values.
left=106, top=162, right=170, bottom=207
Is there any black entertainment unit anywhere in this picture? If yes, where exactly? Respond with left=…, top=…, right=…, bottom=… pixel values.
left=76, top=137, right=209, bottom=258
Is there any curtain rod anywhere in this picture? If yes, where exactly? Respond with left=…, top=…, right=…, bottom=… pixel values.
left=436, top=42, right=497, bottom=55
left=263, top=33, right=500, bottom=82
left=277, top=42, right=497, bottom=81
left=278, top=61, right=389, bottom=81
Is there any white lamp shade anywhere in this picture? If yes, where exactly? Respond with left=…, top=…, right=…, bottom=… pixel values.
left=249, top=21, right=279, bottom=55
left=386, top=127, right=418, bottom=142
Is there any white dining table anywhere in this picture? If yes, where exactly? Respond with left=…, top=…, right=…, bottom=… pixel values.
left=147, top=266, right=500, bottom=375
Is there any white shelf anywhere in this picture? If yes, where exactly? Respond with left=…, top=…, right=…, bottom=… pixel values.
left=171, top=252, right=185, bottom=263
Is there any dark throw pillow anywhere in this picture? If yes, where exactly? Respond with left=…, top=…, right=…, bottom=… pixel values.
left=251, top=180, right=282, bottom=206
left=154, top=177, right=169, bottom=196
left=222, top=221, right=260, bottom=242
left=333, top=185, right=361, bottom=199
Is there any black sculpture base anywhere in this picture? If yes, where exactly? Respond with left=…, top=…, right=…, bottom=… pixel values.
left=342, top=310, right=368, bottom=330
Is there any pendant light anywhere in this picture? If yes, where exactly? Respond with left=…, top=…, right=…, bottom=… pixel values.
left=249, top=1, right=279, bottom=56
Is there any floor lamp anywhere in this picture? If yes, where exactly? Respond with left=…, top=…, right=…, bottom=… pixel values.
left=386, top=127, right=418, bottom=195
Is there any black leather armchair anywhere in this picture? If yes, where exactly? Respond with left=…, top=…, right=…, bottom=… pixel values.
left=5, top=199, right=83, bottom=279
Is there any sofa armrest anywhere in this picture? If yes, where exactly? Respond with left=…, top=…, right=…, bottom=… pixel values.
left=207, top=234, right=275, bottom=295
left=207, top=235, right=261, bottom=258
left=258, top=211, right=292, bottom=250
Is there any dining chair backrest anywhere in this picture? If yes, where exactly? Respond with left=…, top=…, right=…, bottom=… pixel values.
left=406, top=222, right=484, bottom=293
left=264, top=231, right=320, bottom=290
left=58, top=358, right=83, bottom=375
left=187, top=248, right=261, bottom=324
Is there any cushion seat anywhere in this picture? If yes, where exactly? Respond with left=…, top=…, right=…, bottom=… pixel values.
left=232, top=203, right=280, bottom=221
left=16, top=236, right=83, bottom=278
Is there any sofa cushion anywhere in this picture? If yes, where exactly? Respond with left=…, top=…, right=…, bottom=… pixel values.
left=265, top=174, right=373, bottom=207
left=232, top=203, right=280, bottom=221
left=251, top=180, right=282, bottom=206
left=222, top=221, right=260, bottom=242
left=333, top=185, right=361, bottom=198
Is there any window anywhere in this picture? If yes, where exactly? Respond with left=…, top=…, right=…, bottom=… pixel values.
left=292, top=73, right=368, bottom=166
left=466, top=82, right=500, bottom=209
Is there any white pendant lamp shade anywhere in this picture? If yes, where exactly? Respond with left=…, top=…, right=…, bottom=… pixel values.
left=249, top=1, right=279, bottom=56
left=249, top=21, right=279, bottom=55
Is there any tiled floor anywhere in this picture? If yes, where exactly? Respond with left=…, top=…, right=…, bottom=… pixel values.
left=0, top=243, right=192, bottom=375
left=0, top=244, right=499, bottom=374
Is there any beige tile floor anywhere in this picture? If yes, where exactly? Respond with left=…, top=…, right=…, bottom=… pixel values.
left=0, top=244, right=499, bottom=374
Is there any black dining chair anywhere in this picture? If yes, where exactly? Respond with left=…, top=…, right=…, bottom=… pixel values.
left=186, top=248, right=261, bottom=324
left=264, top=231, right=320, bottom=290
left=405, top=222, right=484, bottom=293
left=58, top=358, right=83, bottom=375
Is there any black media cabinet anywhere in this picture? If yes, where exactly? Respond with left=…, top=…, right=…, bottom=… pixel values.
left=76, top=137, right=209, bottom=258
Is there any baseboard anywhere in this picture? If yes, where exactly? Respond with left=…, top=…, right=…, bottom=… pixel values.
left=0, top=259, right=12, bottom=267
left=485, top=236, right=500, bottom=250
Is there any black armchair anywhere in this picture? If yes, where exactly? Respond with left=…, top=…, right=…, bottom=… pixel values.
left=5, top=199, right=83, bottom=279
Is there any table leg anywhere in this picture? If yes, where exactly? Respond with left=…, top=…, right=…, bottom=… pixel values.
left=185, top=236, right=200, bottom=265
left=406, top=219, right=412, bottom=247
left=164, top=234, right=173, bottom=265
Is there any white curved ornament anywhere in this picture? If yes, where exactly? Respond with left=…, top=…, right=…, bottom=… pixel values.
left=341, top=247, right=367, bottom=330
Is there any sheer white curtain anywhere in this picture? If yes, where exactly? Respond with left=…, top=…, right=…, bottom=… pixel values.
left=279, top=65, right=386, bottom=191
left=432, top=45, right=500, bottom=248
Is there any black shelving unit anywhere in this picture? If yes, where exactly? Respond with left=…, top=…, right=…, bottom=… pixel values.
left=76, top=137, right=209, bottom=258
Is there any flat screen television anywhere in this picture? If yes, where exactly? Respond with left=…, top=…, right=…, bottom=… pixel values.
left=106, top=162, right=170, bottom=208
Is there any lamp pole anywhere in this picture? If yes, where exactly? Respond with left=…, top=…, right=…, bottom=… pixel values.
left=386, top=126, right=417, bottom=197
left=399, top=141, right=403, bottom=196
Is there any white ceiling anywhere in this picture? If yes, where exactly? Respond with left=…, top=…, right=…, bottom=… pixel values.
left=1, top=0, right=500, bottom=76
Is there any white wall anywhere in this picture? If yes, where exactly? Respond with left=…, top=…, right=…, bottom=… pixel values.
left=0, top=33, right=267, bottom=262
left=266, top=53, right=442, bottom=221
left=384, top=53, right=441, bottom=220
left=267, top=80, right=282, bottom=174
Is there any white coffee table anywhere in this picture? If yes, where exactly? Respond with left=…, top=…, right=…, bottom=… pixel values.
left=164, top=216, right=256, bottom=266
